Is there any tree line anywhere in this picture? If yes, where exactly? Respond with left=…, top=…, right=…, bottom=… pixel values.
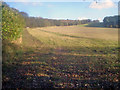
left=103, top=15, right=120, bottom=28
left=20, top=12, right=98, bottom=28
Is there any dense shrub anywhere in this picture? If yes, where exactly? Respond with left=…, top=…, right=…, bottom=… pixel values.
left=2, top=3, right=25, bottom=41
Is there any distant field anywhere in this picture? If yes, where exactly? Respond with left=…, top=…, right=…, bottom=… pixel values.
left=28, top=26, right=118, bottom=48
left=39, top=26, right=118, bottom=41
left=26, top=26, right=118, bottom=60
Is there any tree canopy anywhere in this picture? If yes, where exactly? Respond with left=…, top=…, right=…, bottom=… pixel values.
left=103, top=15, right=120, bottom=28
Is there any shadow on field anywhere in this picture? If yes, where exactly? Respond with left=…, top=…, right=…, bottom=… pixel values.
left=2, top=46, right=120, bottom=89
left=2, top=64, right=54, bottom=88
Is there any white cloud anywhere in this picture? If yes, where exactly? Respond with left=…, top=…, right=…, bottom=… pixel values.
left=98, top=18, right=103, bottom=22
left=21, top=2, right=54, bottom=8
left=30, top=2, right=43, bottom=6
left=78, top=17, right=88, bottom=20
left=50, top=17, right=67, bottom=20
left=89, top=0, right=116, bottom=9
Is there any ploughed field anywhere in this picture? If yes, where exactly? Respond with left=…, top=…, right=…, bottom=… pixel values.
left=3, top=26, right=119, bottom=88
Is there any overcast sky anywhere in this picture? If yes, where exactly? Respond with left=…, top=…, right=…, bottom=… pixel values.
left=6, top=0, right=118, bottom=22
